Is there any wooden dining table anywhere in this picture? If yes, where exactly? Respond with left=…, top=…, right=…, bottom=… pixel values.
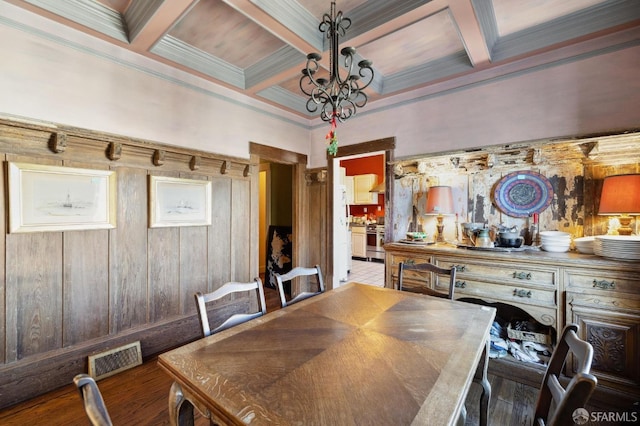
left=158, top=282, right=496, bottom=426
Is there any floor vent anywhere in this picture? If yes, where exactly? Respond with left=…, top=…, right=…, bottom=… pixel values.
left=88, top=341, right=142, bottom=381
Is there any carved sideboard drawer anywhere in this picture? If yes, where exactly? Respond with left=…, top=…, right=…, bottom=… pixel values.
left=566, top=292, right=640, bottom=313
left=439, top=277, right=557, bottom=327
left=564, top=268, right=640, bottom=294
left=434, top=256, right=558, bottom=288
left=435, top=276, right=557, bottom=308
left=387, top=253, right=432, bottom=268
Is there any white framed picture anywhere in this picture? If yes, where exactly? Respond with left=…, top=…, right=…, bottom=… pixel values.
left=149, top=176, right=212, bottom=228
left=8, top=162, right=117, bottom=233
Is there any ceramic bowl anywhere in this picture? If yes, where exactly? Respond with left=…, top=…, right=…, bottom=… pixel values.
left=498, top=237, right=523, bottom=248
left=540, top=231, right=571, bottom=239
left=541, top=243, right=570, bottom=252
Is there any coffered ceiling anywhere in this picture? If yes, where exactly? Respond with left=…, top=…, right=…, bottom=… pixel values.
left=7, top=0, right=640, bottom=120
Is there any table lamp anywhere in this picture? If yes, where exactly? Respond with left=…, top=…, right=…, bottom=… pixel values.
left=598, top=174, right=640, bottom=235
left=425, top=186, right=454, bottom=242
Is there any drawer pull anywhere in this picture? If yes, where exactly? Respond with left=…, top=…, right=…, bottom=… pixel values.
left=405, top=259, right=416, bottom=265
left=513, top=272, right=532, bottom=280
left=592, top=279, right=615, bottom=290
left=452, top=264, right=466, bottom=272
left=455, top=280, right=467, bottom=288
left=513, top=289, right=532, bottom=298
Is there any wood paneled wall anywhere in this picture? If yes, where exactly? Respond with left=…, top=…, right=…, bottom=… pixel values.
left=0, top=119, right=257, bottom=409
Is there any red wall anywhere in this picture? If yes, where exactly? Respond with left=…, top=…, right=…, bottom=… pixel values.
left=340, top=154, right=385, bottom=220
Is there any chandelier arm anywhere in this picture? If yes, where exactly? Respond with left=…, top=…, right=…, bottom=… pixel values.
left=299, top=1, right=375, bottom=151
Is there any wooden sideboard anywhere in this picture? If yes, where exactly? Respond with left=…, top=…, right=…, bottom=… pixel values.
left=384, top=242, right=640, bottom=408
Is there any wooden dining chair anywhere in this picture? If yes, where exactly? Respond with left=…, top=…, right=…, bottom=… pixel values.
left=397, top=261, right=457, bottom=298
left=194, top=278, right=267, bottom=338
left=533, top=323, right=598, bottom=426
left=398, top=261, right=491, bottom=426
left=73, top=374, right=113, bottom=426
left=275, top=265, right=325, bottom=308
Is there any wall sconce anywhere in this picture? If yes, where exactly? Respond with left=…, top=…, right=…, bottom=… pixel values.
left=425, top=186, right=454, bottom=242
left=598, top=174, right=640, bottom=235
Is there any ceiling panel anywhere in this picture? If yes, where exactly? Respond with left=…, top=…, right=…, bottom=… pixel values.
left=170, top=0, right=285, bottom=68
left=357, top=10, right=465, bottom=76
left=8, top=0, right=640, bottom=120
left=492, top=0, right=607, bottom=36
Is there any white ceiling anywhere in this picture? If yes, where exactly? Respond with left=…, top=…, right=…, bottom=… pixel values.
left=7, top=0, right=640, bottom=121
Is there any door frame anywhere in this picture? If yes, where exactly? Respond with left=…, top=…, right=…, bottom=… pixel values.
left=326, top=137, right=396, bottom=289
left=250, top=142, right=308, bottom=279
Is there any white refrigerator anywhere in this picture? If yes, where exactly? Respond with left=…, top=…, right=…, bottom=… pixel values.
left=334, top=184, right=351, bottom=283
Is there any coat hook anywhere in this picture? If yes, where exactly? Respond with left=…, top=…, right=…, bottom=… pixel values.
left=153, top=150, right=165, bottom=166
left=190, top=156, right=200, bottom=171
left=51, top=132, right=67, bottom=153
left=108, top=142, right=122, bottom=161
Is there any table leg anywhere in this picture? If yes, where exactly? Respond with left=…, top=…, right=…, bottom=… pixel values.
left=474, top=339, right=491, bottom=426
left=168, top=382, right=195, bottom=426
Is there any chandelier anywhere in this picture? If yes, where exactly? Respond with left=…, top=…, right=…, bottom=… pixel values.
left=300, top=1, right=374, bottom=155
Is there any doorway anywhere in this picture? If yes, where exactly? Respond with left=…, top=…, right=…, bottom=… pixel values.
left=250, top=143, right=308, bottom=292
left=326, top=137, right=395, bottom=289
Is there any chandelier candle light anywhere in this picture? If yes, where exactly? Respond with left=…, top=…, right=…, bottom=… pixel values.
left=300, top=1, right=374, bottom=155
left=425, top=186, right=455, bottom=243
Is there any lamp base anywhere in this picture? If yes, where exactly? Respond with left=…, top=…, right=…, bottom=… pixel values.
left=436, top=215, right=445, bottom=242
left=618, top=215, right=633, bottom=236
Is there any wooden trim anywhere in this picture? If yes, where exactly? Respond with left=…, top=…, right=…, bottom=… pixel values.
left=249, top=142, right=307, bottom=165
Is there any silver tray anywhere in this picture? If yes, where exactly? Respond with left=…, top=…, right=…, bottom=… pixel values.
left=456, top=244, right=526, bottom=252
left=398, top=239, right=435, bottom=245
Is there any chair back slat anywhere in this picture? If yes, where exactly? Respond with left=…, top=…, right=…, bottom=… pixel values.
left=275, top=265, right=325, bottom=308
left=73, top=374, right=113, bottom=426
left=534, top=323, right=598, bottom=426
left=397, top=261, right=456, bottom=299
left=195, top=278, right=266, bottom=337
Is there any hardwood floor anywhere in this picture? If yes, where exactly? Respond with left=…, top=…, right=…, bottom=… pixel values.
left=0, top=357, right=539, bottom=426
left=0, top=286, right=613, bottom=425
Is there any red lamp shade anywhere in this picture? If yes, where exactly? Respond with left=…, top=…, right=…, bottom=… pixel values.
left=425, top=186, right=454, bottom=215
left=598, top=174, right=640, bottom=215
left=598, top=174, right=640, bottom=236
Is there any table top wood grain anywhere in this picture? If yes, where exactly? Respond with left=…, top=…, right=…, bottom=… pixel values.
left=158, top=283, right=496, bottom=425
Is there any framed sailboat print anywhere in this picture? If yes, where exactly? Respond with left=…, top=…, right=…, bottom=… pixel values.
left=7, top=162, right=117, bottom=233
left=148, top=175, right=212, bottom=228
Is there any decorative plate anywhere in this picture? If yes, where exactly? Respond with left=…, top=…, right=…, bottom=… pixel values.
left=493, top=171, right=553, bottom=218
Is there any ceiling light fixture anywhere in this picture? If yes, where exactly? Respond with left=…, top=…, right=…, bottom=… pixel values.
left=300, top=1, right=374, bottom=155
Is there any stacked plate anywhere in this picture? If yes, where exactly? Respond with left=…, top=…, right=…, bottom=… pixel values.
left=540, top=231, right=571, bottom=253
left=594, top=236, right=640, bottom=261
left=574, top=236, right=595, bottom=254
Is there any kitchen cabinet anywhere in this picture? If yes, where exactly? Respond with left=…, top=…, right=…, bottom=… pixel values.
left=351, top=226, right=367, bottom=258
left=345, top=176, right=354, bottom=205
left=384, top=242, right=640, bottom=408
left=353, top=174, right=377, bottom=205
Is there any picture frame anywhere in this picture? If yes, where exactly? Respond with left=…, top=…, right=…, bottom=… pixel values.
left=149, top=176, right=212, bottom=228
left=8, top=162, right=117, bottom=233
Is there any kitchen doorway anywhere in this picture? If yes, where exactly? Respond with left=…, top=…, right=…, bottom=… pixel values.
left=326, top=137, right=395, bottom=289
